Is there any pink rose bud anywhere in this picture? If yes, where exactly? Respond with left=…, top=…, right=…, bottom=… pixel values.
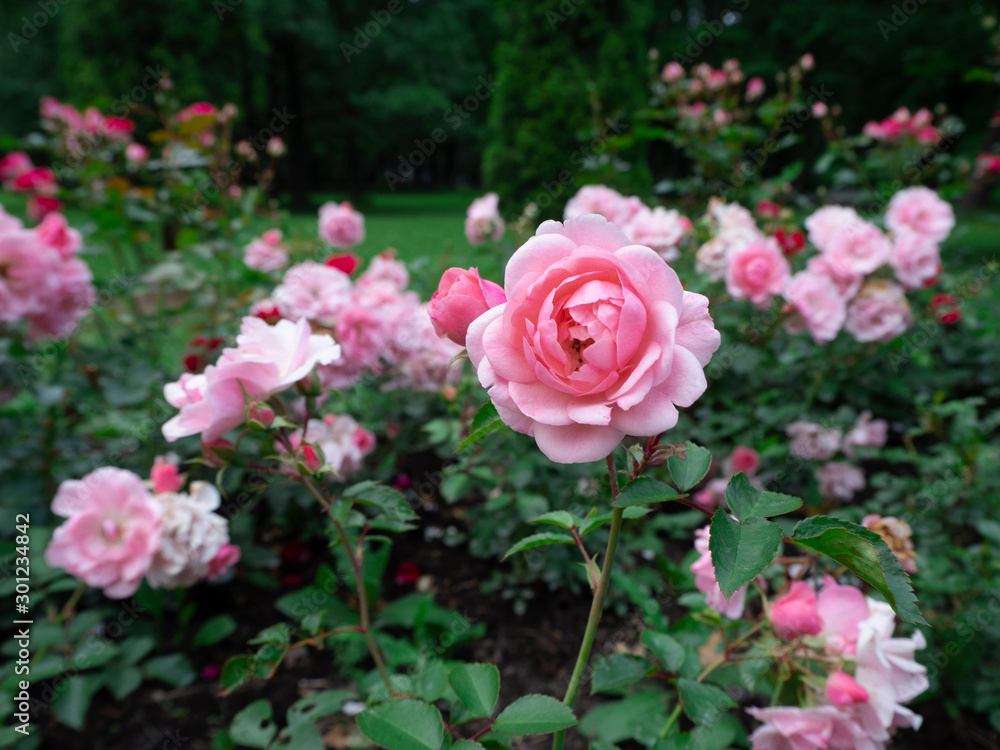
left=724, top=446, right=761, bottom=477
left=261, top=228, right=282, bottom=246
left=324, top=252, right=362, bottom=275
left=266, top=136, right=286, bottom=157
left=441, top=384, right=458, bottom=401
left=745, top=77, right=765, bottom=101
left=825, top=670, right=869, bottom=707
left=769, top=581, right=823, bottom=640
left=125, top=143, right=149, bottom=163
left=799, top=53, right=815, bottom=71
left=207, top=543, right=241, bottom=579
left=247, top=403, right=275, bottom=429
left=427, top=266, right=506, bottom=346
left=151, top=455, right=183, bottom=494
left=300, top=444, right=324, bottom=474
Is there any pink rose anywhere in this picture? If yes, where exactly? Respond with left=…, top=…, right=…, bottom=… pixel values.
left=843, top=411, right=887, bottom=456
left=125, top=143, right=149, bottom=163
left=428, top=266, right=506, bottom=346
left=661, top=61, right=685, bottom=82
left=804, top=206, right=861, bottom=251
left=0, top=205, right=23, bottom=235
left=318, top=201, right=365, bottom=249
left=563, top=185, right=646, bottom=227
left=845, top=280, right=912, bottom=343
left=725, top=445, right=760, bottom=477
left=745, top=76, right=765, bottom=100
left=770, top=581, right=824, bottom=640
left=747, top=705, right=864, bottom=750
left=691, top=525, right=747, bottom=619
left=725, top=238, right=790, bottom=308
left=816, top=462, right=866, bottom=502
left=177, top=102, right=218, bottom=123
left=207, top=543, right=241, bottom=579
left=466, top=215, right=721, bottom=463
left=822, top=220, right=893, bottom=275
left=623, top=206, right=691, bottom=262
left=12, top=166, right=58, bottom=195
left=36, top=213, right=82, bottom=258
left=885, top=186, right=954, bottom=242
left=787, top=421, right=842, bottom=460
left=805, top=255, right=862, bottom=300
left=151, top=456, right=184, bottom=494
left=890, top=232, right=940, bottom=289
left=274, top=261, right=353, bottom=326
left=243, top=234, right=289, bottom=273
left=826, top=670, right=869, bottom=707
left=812, top=101, right=829, bottom=118
left=817, top=576, right=869, bottom=655
left=464, top=193, right=505, bottom=245
left=783, top=272, right=847, bottom=344
left=45, top=468, right=162, bottom=598
left=27, top=195, right=63, bottom=222
left=0, top=151, right=33, bottom=183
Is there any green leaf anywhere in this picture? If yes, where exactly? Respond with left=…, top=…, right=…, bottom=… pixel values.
left=611, top=477, right=684, bottom=508
left=724, top=473, right=802, bottom=522
left=530, top=511, right=576, bottom=530
left=230, top=699, right=276, bottom=748
left=493, top=694, right=577, bottom=735
left=451, top=743, right=487, bottom=750
left=502, top=532, right=576, bottom=560
left=591, top=653, right=650, bottom=694
left=667, top=443, right=712, bottom=491
left=677, top=679, right=736, bottom=725
left=144, top=654, right=196, bottom=688
left=287, top=689, right=356, bottom=727
left=219, top=655, right=253, bottom=694
left=272, top=722, right=324, bottom=750
left=52, top=674, right=104, bottom=730
left=709, top=511, right=782, bottom=599
left=193, top=614, right=237, bottom=647
left=344, top=481, right=418, bottom=523
left=357, top=699, right=444, bottom=750
left=580, top=693, right=669, bottom=745
left=789, top=516, right=925, bottom=625
left=248, top=623, right=292, bottom=646
left=641, top=629, right=686, bottom=673
left=578, top=507, right=649, bottom=536
left=105, top=666, right=143, bottom=700
left=448, top=663, right=500, bottom=719
left=457, top=402, right=503, bottom=451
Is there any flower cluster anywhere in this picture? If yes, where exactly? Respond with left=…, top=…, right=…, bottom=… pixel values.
left=0, top=150, right=61, bottom=220
left=45, top=461, right=240, bottom=598
left=788, top=411, right=888, bottom=502
left=282, top=413, right=377, bottom=480
left=0, top=207, right=95, bottom=340
left=862, top=107, right=941, bottom=145
left=243, top=228, right=289, bottom=273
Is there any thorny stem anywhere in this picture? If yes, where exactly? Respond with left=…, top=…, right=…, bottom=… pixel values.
left=552, top=454, right=626, bottom=750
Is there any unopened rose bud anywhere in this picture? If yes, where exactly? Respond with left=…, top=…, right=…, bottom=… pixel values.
left=299, top=443, right=325, bottom=475
left=247, top=403, right=275, bottom=429
left=151, top=455, right=183, bottom=494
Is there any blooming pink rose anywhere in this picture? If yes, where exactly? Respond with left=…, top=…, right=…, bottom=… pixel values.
left=826, top=670, right=870, bottom=707
left=0, top=151, right=33, bottom=183
left=783, top=272, right=847, bottom=344
left=466, top=215, right=721, bottom=463
left=428, top=266, right=507, bottom=346
left=745, top=76, right=766, bottom=100
left=804, top=206, right=861, bottom=251
left=822, top=220, right=893, bottom=276
left=27, top=196, right=63, bottom=222
left=36, top=213, right=82, bottom=258
left=243, top=235, right=289, bottom=273
left=45, top=468, right=162, bottom=598
left=843, top=411, right=888, bottom=456
left=787, top=421, right=841, bottom=460
left=661, top=61, right=684, bottom=82
left=812, top=101, right=829, bottom=118
left=102, top=116, right=135, bottom=141
left=705, top=69, right=728, bottom=90
left=0, top=229, right=60, bottom=323
left=692, top=525, right=747, bottom=619
left=12, top=166, right=58, bottom=195
left=0, top=205, right=23, bottom=236
left=885, top=186, right=954, bottom=242
left=318, top=201, right=365, bottom=249
left=207, top=543, right=241, bottom=579
left=816, top=462, right=866, bottom=501
left=818, top=576, right=869, bottom=655
left=177, top=102, right=218, bottom=123
left=725, top=238, right=790, bottom=308
left=151, top=455, right=184, bottom=494
left=163, top=317, right=340, bottom=442
left=465, top=193, right=506, bottom=245
left=890, top=232, right=940, bottom=289
left=273, top=261, right=353, bottom=326
left=805, top=255, right=862, bottom=301
left=563, top=185, right=646, bottom=227
left=125, top=143, right=149, bottom=163
left=770, top=581, right=824, bottom=640
left=747, top=705, right=872, bottom=750
left=335, top=304, right=390, bottom=368
left=622, top=206, right=691, bottom=261
left=692, top=477, right=728, bottom=510
left=845, top=280, right=912, bottom=343
left=358, top=253, right=410, bottom=291
left=725, top=445, right=760, bottom=477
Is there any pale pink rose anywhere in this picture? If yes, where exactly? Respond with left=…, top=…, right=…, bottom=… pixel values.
left=266, top=136, right=286, bottom=157
left=805, top=255, right=862, bottom=300
left=800, top=53, right=815, bottom=70
left=466, top=215, right=721, bottom=463
left=0, top=151, right=33, bottom=183
left=273, top=261, right=353, bottom=326
left=697, top=225, right=763, bottom=281
left=783, top=272, right=846, bottom=344
left=147, top=481, right=230, bottom=588
left=889, top=232, right=940, bottom=289
left=45, top=468, right=162, bottom=598
left=661, top=61, right=685, bottom=82
left=827, top=670, right=870, bottom=707
left=843, top=412, right=888, bottom=456
left=318, top=201, right=365, bottom=249
left=207, top=543, right=241, bottom=579
left=125, top=143, right=149, bottom=163
left=725, top=445, right=760, bottom=477
left=705, top=69, right=729, bottom=90
left=23, top=252, right=94, bottom=341
left=563, top=185, right=646, bottom=226
left=464, top=193, right=506, bottom=245
left=816, top=462, right=866, bottom=501
left=358, top=253, right=410, bottom=291
left=726, top=238, right=790, bottom=307
left=36, top=213, right=82, bottom=258
left=812, top=101, right=829, bottom=118
left=885, top=186, right=954, bottom=242
left=286, top=413, right=376, bottom=479
left=747, top=705, right=868, bottom=750
left=822, top=220, right=893, bottom=275
left=710, top=198, right=757, bottom=232
left=713, top=109, right=733, bottom=126
left=622, top=206, right=691, bottom=262
left=0, top=205, right=23, bottom=235
left=692, top=525, right=747, bottom=619
left=162, top=317, right=340, bottom=442
left=804, top=206, right=861, bottom=251
left=151, top=456, right=183, bottom=494
left=384, top=305, right=463, bottom=393
left=335, top=303, right=390, bottom=368
left=845, top=280, right=912, bottom=343
left=770, top=581, right=824, bottom=640
left=818, top=576, right=869, bottom=655
left=243, top=235, right=289, bottom=273
left=746, top=76, right=765, bottom=100
left=428, top=266, right=507, bottom=346
left=787, top=421, right=842, bottom=460
left=0, top=230, right=59, bottom=322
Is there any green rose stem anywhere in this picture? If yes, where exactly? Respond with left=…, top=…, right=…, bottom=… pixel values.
left=301, top=475, right=394, bottom=692
left=552, top=454, right=626, bottom=750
